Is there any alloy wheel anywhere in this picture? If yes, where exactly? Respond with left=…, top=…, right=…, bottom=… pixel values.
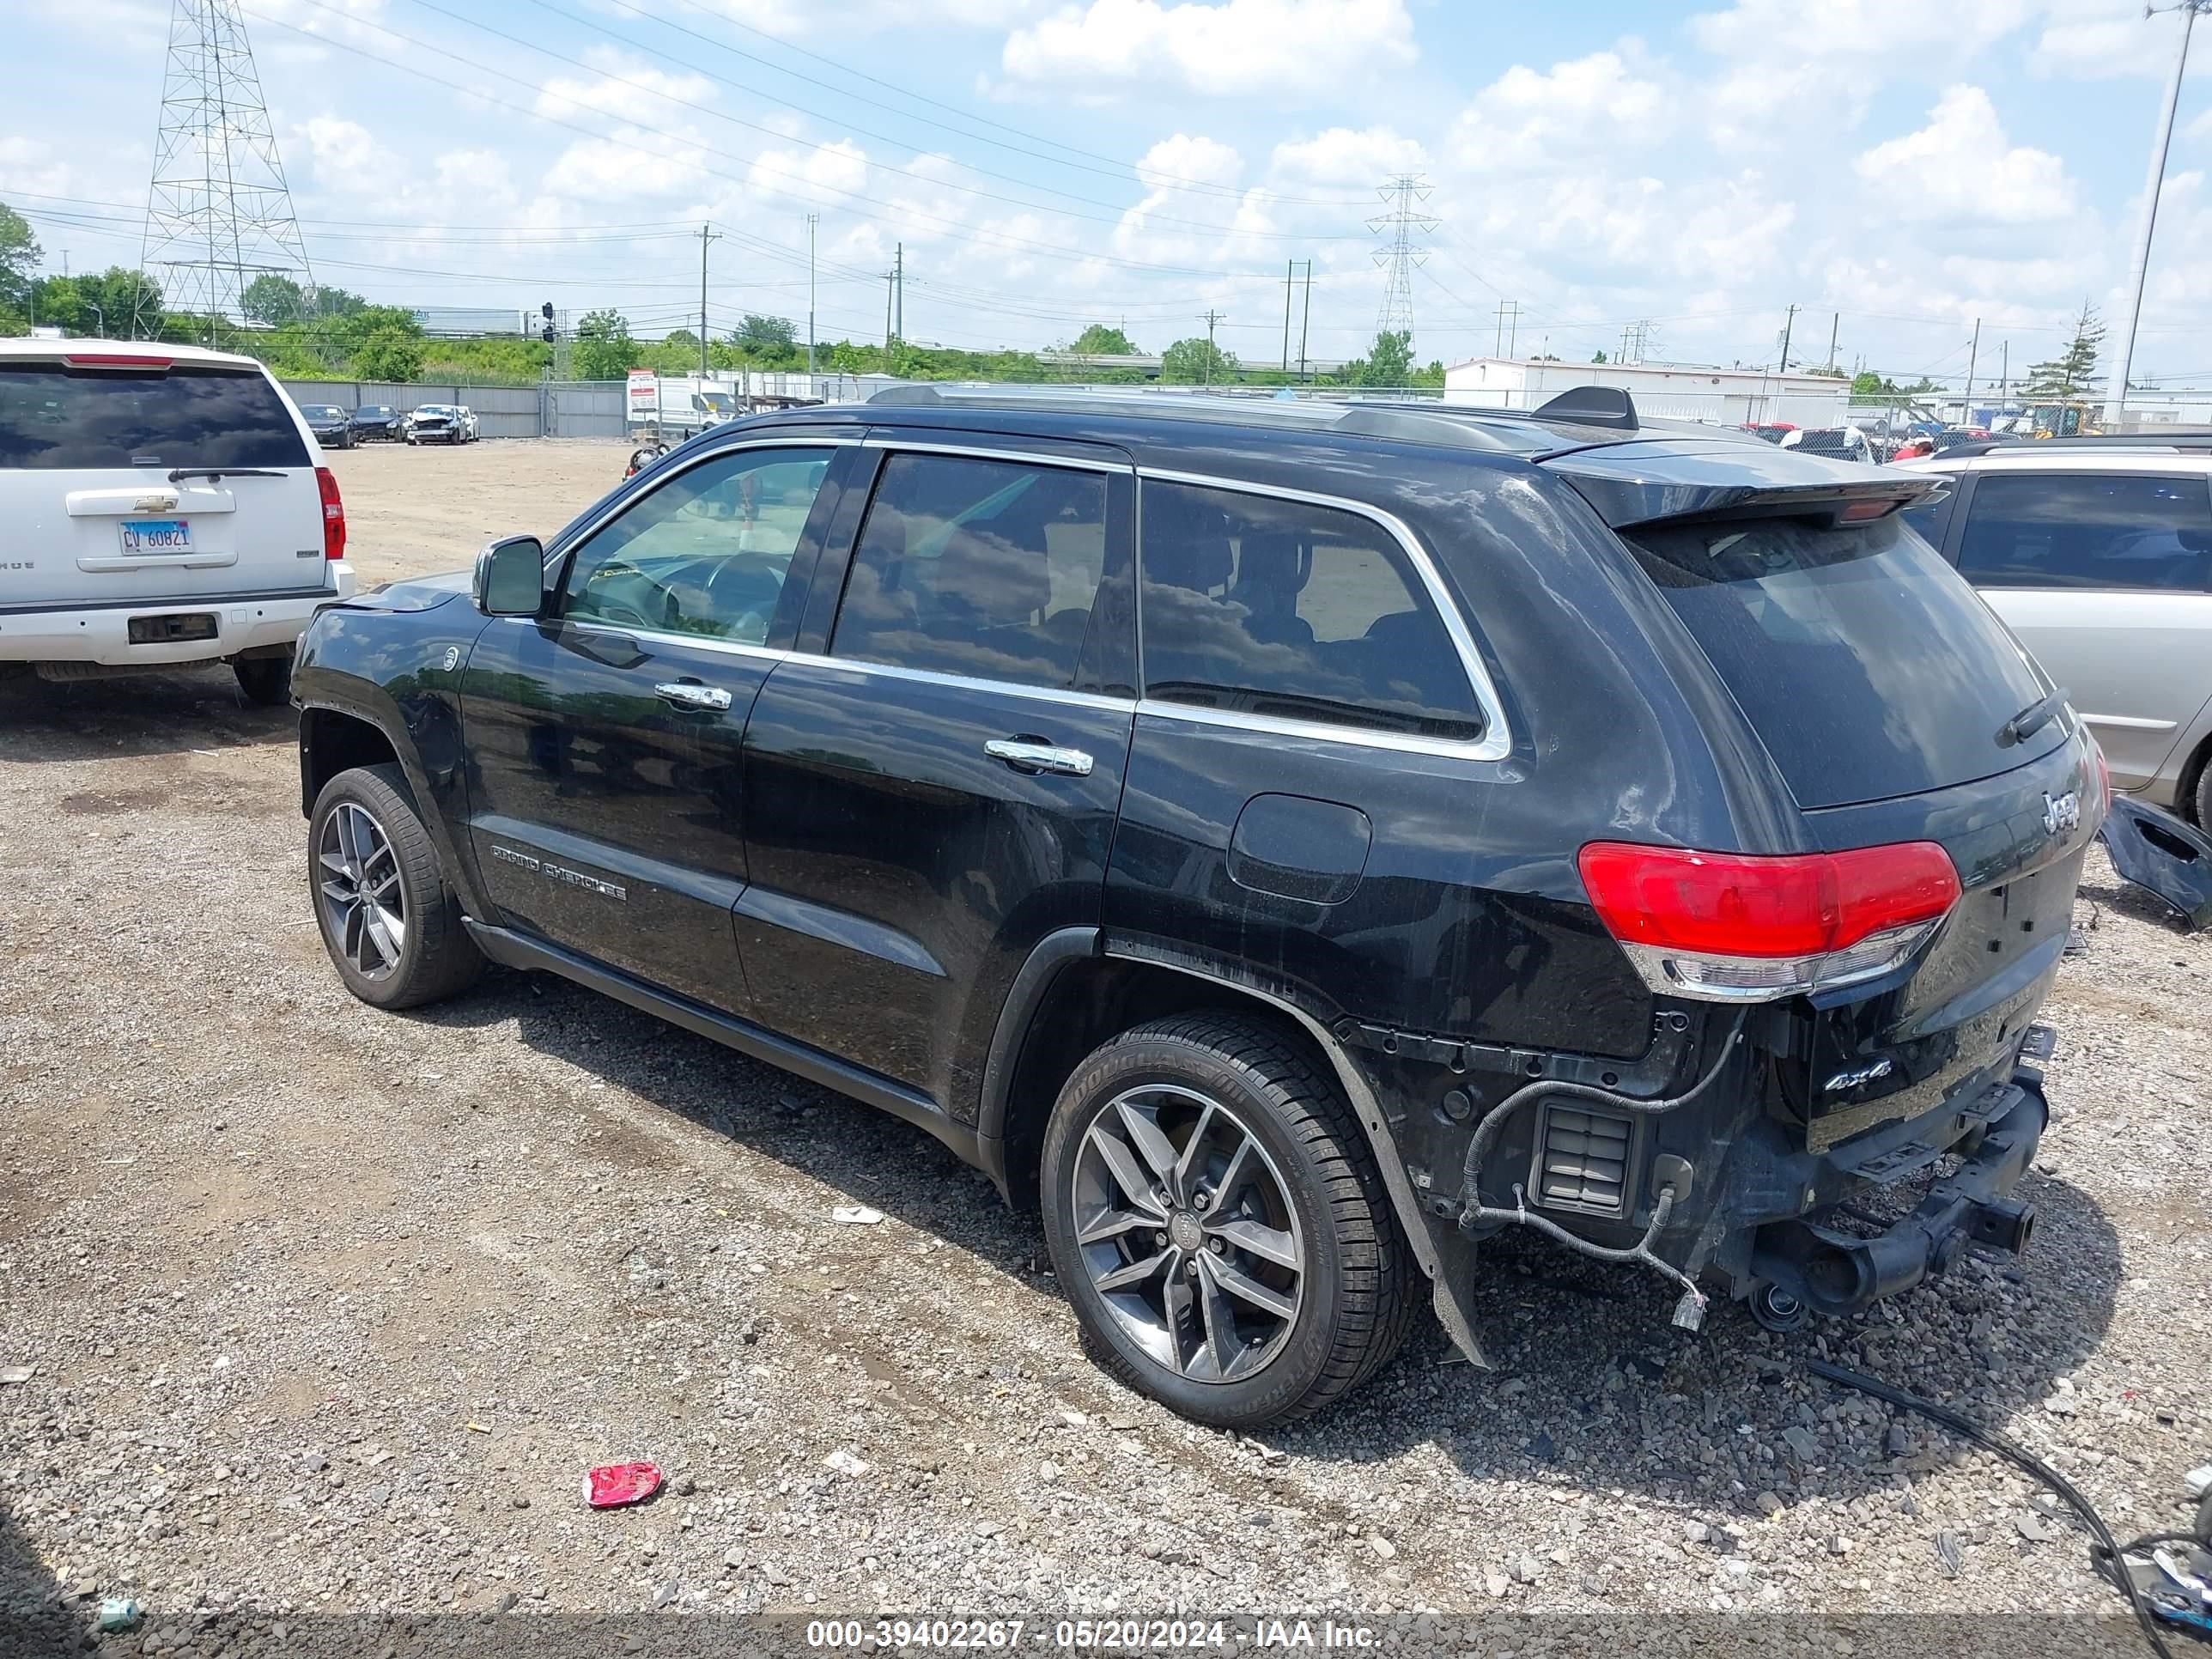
left=1071, top=1083, right=1306, bottom=1383
left=317, top=801, right=406, bottom=981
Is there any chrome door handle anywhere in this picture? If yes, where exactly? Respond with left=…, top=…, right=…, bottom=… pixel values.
left=654, top=681, right=732, bottom=712
left=984, top=738, right=1094, bottom=777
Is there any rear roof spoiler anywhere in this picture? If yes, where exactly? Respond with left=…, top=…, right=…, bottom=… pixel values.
left=1542, top=441, right=1946, bottom=529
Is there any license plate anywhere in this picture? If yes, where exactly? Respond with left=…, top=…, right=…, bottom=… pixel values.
left=120, top=519, right=191, bottom=554
left=127, top=612, right=218, bottom=644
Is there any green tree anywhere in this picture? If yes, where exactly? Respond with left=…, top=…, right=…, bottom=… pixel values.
left=1070, top=323, right=1138, bottom=356
left=311, top=286, right=366, bottom=319
left=326, top=304, right=422, bottom=350
left=2023, top=301, right=2106, bottom=399
left=663, top=326, right=700, bottom=349
left=1590, top=349, right=1607, bottom=364
left=0, top=201, right=40, bottom=309
left=354, top=326, right=424, bottom=382
left=1361, top=328, right=1413, bottom=386
left=0, top=300, right=25, bottom=337
left=1850, top=370, right=1894, bottom=398
left=240, top=273, right=306, bottom=325
left=1160, top=335, right=1235, bottom=384
left=733, top=313, right=796, bottom=355
left=574, top=307, right=636, bottom=380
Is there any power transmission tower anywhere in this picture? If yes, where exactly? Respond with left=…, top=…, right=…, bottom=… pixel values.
left=1368, top=173, right=1436, bottom=348
left=139, top=0, right=315, bottom=343
left=1620, top=318, right=1658, bottom=364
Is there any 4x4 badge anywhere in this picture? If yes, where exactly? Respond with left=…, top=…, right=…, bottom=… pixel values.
left=2043, top=791, right=2081, bottom=836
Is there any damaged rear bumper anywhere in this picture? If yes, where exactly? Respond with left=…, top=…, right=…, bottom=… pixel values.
left=1746, top=1070, right=2046, bottom=1316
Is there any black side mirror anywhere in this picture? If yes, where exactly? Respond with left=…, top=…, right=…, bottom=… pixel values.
left=474, top=534, right=546, bottom=617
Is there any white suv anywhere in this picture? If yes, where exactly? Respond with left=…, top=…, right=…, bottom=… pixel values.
left=0, top=338, right=355, bottom=702
left=1897, top=438, right=2212, bottom=820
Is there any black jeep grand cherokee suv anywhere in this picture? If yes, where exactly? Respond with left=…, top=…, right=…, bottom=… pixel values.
left=292, top=386, right=2100, bottom=1427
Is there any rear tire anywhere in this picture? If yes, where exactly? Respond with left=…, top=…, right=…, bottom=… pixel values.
left=234, top=650, right=293, bottom=706
left=308, top=763, right=483, bottom=1011
left=2189, top=753, right=2212, bottom=829
left=1039, top=1012, right=1415, bottom=1428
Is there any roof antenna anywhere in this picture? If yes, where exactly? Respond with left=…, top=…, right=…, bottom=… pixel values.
left=1534, top=386, right=1639, bottom=430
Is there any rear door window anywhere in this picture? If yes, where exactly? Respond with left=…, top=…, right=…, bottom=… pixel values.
left=1626, top=513, right=2058, bottom=809
left=1955, top=471, right=2212, bottom=591
left=1137, top=479, right=1483, bottom=740
left=0, top=363, right=309, bottom=470
left=832, top=452, right=1115, bottom=692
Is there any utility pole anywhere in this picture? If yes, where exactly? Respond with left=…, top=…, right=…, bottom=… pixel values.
left=893, top=242, right=902, bottom=343
left=1826, top=312, right=1838, bottom=373
left=1778, top=304, right=1799, bottom=374
left=1964, top=317, right=1981, bottom=407
left=1298, top=261, right=1312, bottom=383
left=1282, top=258, right=1293, bottom=374
left=805, top=213, right=817, bottom=375
left=696, top=222, right=720, bottom=376
left=2000, top=340, right=2009, bottom=400
left=1200, top=307, right=1224, bottom=386
left=2106, top=0, right=2206, bottom=428
left=884, top=258, right=894, bottom=348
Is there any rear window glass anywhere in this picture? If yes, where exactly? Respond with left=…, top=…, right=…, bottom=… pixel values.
left=0, top=364, right=309, bottom=471
left=1626, top=514, right=2057, bottom=809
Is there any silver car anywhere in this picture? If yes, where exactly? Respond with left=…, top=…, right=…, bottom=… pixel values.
left=1899, top=441, right=2212, bottom=821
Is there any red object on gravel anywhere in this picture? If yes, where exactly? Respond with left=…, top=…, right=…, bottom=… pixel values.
left=582, top=1461, right=662, bottom=1509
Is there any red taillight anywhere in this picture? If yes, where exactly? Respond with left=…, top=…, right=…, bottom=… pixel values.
left=1837, top=497, right=1899, bottom=522
left=61, top=352, right=173, bottom=369
left=316, top=465, right=346, bottom=562
left=1577, top=841, right=1960, bottom=1001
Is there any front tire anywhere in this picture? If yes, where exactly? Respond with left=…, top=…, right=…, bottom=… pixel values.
left=1039, top=1013, right=1415, bottom=1428
left=234, top=649, right=292, bottom=706
left=308, top=763, right=483, bottom=1010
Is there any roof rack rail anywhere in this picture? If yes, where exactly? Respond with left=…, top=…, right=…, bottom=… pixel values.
left=1534, top=386, right=1638, bottom=431
left=1941, top=432, right=2212, bottom=459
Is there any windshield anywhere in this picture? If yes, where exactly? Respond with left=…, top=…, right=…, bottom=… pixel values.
left=301, top=405, right=343, bottom=419
left=0, top=363, right=310, bottom=471
left=1626, top=512, right=2061, bottom=809
left=359, top=407, right=392, bottom=417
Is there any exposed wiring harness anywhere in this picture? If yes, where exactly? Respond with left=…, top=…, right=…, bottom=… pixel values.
left=1454, top=1013, right=1750, bottom=1324
left=1807, top=1357, right=2186, bottom=1659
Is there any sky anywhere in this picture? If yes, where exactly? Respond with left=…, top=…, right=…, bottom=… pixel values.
left=4, top=0, right=2211, bottom=386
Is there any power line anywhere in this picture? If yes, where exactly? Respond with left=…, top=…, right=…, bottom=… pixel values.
left=236, top=3, right=1341, bottom=282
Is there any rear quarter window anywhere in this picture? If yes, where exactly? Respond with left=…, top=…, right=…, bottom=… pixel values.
left=1626, top=513, right=2057, bottom=809
left=0, top=363, right=310, bottom=471
left=1956, top=471, right=2212, bottom=592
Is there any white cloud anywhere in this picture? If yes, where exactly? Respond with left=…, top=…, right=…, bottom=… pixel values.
left=1448, top=51, right=1668, bottom=172
left=2027, top=0, right=2188, bottom=80
left=1000, top=0, right=1415, bottom=97
left=1268, top=125, right=1423, bottom=185
left=1688, top=0, right=2032, bottom=140
left=747, top=138, right=871, bottom=203
left=1855, top=85, right=2076, bottom=225
left=2188, top=106, right=2212, bottom=144
left=1133, top=133, right=1242, bottom=190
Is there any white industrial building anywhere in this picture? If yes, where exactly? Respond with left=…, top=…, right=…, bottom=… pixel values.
left=1443, top=356, right=1851, bottom=429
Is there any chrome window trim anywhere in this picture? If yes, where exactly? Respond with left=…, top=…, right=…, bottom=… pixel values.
left=560, top=620, right=792, bottom=666
left=777, top=651, right=1137, bottom=714
left=1134, top=698, right=1495, bottom=761
left=1132, top=467, right=1513, bottom=763
left=546, top=435, right=856, bottom=573
left=859, top=437, right=1135, bottom=475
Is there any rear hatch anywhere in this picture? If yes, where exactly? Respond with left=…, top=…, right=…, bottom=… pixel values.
left=1556, top=440, right=2101, bottom=1146
left=0, top=352, right=325, bottom=607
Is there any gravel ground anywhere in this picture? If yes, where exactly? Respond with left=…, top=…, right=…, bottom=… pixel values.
left=3, top=442, right=2208, bottom=1657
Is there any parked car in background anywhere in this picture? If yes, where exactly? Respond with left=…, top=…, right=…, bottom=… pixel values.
left=350, top=404, right=403, bottom=441
left=456, top=405, right=480, bottom=442
left=298, top=403, right=356, bottom=450
left=0, top=337, right=353, bottom=702
left=289, top=385, right=2090, bottom=1425
left=1899, top=435, right=2212, bottom=822
left=1740, top=422, right=1795, bottom=444
left=1780, top=425, right=1875, bottom=464
left=404, top=404, right=469, bottom=445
